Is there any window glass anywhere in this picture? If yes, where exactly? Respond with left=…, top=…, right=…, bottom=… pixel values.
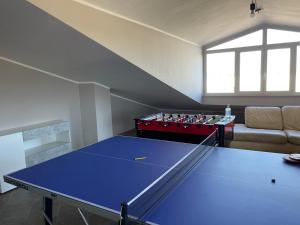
left=206, top=52, right=235, bottom=93
left=240, top=51, right=261, bottom=91
left=208, top=30, right=262, bottom=50
left=266, top=48, right=290, bottom=91
left=296, top=46, right=300, bottom=92
left=267, top=29, right=300, bottom=44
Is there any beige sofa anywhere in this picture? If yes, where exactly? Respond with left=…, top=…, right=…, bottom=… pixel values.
left=228, top=106, right=300, bottom=153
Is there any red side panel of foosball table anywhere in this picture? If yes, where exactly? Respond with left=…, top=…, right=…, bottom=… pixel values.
left=136, top=120, right=218, bottom=136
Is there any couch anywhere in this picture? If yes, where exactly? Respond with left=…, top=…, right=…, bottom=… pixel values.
left=228, top=106, right=300, bottom=153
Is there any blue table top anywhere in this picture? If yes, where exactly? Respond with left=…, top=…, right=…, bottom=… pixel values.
left=7, top=136, right=196, bottom=212
left=144, top=148, right=300, bottom=225
left=7, top=136, right=300, bottom=225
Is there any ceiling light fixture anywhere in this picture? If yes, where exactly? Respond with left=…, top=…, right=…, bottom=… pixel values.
left=250, top=0, right=262, bottom=18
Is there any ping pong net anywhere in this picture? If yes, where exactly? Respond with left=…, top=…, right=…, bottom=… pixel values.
left=120, top=130, right=217, bottom=225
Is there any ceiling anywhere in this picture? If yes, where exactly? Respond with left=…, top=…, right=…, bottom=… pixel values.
left=2, top=0, right=299, bottom=109
left=0, top=0, right=201, bottom=109
left=82, top=0, right=300, bottom=46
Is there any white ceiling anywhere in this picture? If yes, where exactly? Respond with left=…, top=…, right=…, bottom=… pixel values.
left=3, top=0, right=300, bottom=108
left=83, top=0, right=300, bottom=46
left=0, top=0, right=201, bottom=109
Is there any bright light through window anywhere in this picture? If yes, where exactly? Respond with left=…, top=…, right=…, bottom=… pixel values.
left=208, top=30, right=263, bottom=50
left=267, top=29, right=300, bottom=44
left=267, top=48, right=290, bottom=91
left=296, top=46, right=300, bottom=92
left=240, top=51, right=261, bottom=91
left=205, top=27, right=300, bottom=94
left=206, top=52, right=235, bottom=93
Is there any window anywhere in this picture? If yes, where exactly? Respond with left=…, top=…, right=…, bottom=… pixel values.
left=208, top=30, right=262, bottom=50
left=205, top=26, right=300, bottom=95
left=267, top=49, right=290, bottom=91
left=267, top=29, right=300, bottom=44
left=296, top=46, right=300, bottom=92
left=240, top=51, right=261, bottom=92
left=206, top=52, right=235, bottom=93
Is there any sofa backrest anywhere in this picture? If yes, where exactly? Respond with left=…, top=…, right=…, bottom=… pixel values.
left=245, top=107, right=283, bottom=130
left=282, top=106, right=300, bottom=131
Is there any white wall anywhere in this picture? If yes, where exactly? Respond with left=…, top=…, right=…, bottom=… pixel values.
left=27, top=0, right=203, bottom=103
left=0, top=59, right=83, bottom=149
left=94, top=85, right=113, bottom=141
left=79, top=84, right=98, bottom=145
left=79, top=83, right=113, bottom=145
left=0, top=58, right=156, bottom=149
left=111, top=95, right=158, bottom=135
left=203, top=96, right=300, bottom=106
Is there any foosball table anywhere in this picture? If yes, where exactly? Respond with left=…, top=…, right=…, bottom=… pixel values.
left=135, top=113, right=235, bottom=146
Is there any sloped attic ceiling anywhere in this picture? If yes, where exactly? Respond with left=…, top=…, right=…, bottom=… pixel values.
left=26, top=0, right=204, bottom=104
left=0, top=0, right=202, bottom=109
left=82, top=0, right=300, bottom=46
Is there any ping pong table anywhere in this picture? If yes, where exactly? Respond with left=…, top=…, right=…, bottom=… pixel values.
left=4, top=135, right=300, bottom=225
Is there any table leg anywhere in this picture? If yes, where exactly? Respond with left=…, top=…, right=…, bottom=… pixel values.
left=120, top=202, right=128, bottom=225
left=43, top=197, right=53, bottom=225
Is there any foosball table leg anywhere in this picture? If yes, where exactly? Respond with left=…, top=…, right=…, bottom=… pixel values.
left=136, top=130, right=142, bottom=137
left=218, top=125, right=225, bottom=147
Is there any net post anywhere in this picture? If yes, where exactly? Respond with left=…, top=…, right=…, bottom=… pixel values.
left=120, top=202, right=128, bottom=225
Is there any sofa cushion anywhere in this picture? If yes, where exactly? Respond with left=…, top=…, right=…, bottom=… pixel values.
left=282, top=106, right=300, bottom=131
left=234, top=124, right=287, bottom=144
left=285, top=130, right=300, bottom=145
left=245, top=107, right=283, bottom=130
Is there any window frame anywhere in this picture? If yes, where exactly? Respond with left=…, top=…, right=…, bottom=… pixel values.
left=203, top=24, right=300, bottom=96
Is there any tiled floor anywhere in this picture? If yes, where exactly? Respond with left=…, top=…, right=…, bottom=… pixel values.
left=0, top=188, right=116, bottom=225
